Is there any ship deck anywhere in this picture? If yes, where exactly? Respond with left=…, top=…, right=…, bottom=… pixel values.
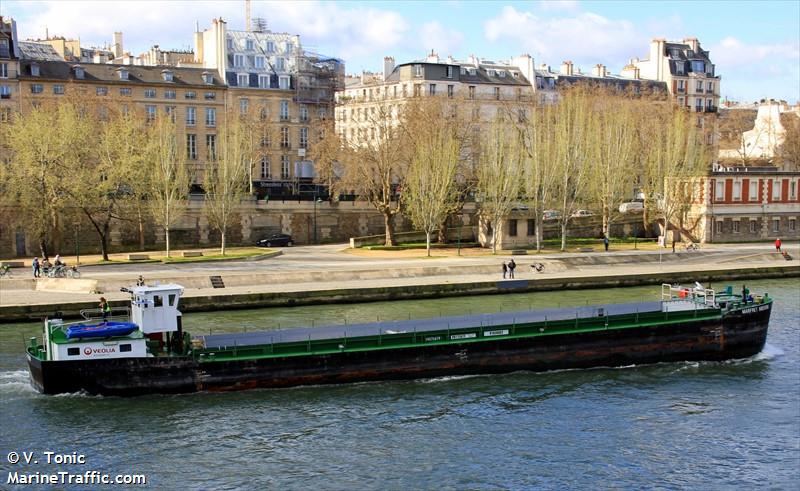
left=199, top=300, right=701, bottom=350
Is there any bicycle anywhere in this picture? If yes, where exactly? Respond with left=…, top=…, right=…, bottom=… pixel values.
left=0, top=265, right=11, bottom=278
left=685, top=243, right=700, bottom=252
left=529, top=262, right=545, bottom=273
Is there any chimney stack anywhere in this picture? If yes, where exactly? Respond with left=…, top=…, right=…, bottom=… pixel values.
left=112, top=31, right=123, bottom=58
left=560, top=61, right=574, bottom=76
left=383, top=56, right=395, bottom=81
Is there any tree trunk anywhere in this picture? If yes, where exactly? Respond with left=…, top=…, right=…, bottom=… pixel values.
left=137, top=208, right=145, bottom=251
left=383, top=212, right=396, bottom=247
left=39, top=237, right=49, bottom=261
left=536, top=219, right=542, bottom=252
left=426, top=231, right=431, bottom=257
left=221, top=229, right=226, bottom=256
left=165, top=226, right=171, bottom=258
left=602, top=203, right=610, bottom=239
left=560, top=221, right=568, bottom=251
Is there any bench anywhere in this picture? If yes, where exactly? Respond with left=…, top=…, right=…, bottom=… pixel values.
left=127, top=254, right=150, bottom=261
left=181, top=251, right=203, bottom=258
left=1, top=261, right=25, bottom=268
left=578, top=247, right=594, bottom=253
left=510, top=250, right=528, bottom=255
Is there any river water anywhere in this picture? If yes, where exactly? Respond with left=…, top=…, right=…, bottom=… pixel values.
left=1, top=279, right=798, bottom=490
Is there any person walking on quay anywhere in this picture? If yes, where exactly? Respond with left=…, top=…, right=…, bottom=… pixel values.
left=603, top=236, right=609, bottom=252
left=502, top=262, right=508, bottom=279
left=508, top=259, right=516, bottom=279
left=775, top=237, right=782, bottom=252
left=32, top=257, right=40, bottom=278
left=136, top=275, right=145, bottom=287
left=99, top=297, right=111, bottom=322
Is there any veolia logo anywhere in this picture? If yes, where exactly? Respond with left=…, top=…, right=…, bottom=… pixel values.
left=83, top=347, right=92, bottom=356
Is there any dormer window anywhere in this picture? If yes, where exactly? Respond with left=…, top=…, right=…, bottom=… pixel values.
left=162, top=70, right=173, bottom=82
left=487, top=69, right=495, bottom=76
left=117, top=68, right=129, bottom=80
left=246, top=39, right=254, bottom=51
left=30, top=63, right=40, bottom=77
left=202, top=72, right=214, bottom=84
left=414, top=64, right=423, bottom=77
left=498, top=70, right=506, bottom=77
left=73, top=65, right=84, bottom=79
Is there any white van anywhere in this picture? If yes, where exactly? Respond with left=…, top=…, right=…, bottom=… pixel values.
left=619, top=202, right=644, bottom=213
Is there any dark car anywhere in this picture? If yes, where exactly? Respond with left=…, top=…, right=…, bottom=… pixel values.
left=256, top=233, right=294, bottom=247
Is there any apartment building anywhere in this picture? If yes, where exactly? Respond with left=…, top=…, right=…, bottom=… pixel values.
left=632, top=38, right=720, bottom=113
left=335, top=52, right=536, bottom=147
left=194, top=18, right=343, bottom=196
left=16, top=59, right=226, bottom=184
left=0, top=16, right=21, bottom=124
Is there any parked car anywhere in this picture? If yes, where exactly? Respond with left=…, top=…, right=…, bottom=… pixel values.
left=618, top=202, right=644, bottom=213
left=542, top=210, right=562, bottom=221
left=256, top=233, right=294, bottom=247
left=570, top=209, right=594, bottom=218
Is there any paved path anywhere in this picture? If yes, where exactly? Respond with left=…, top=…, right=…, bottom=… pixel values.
left=1, top=244, right=795, bottom=311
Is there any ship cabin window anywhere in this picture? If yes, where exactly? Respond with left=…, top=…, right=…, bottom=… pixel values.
left=67, top=347, right=79, bottom=356
left=120, top=344, right=132, bottom=352
left=169, top=294, right=176, bottom=306
left=154, top=296, right=163, bottom=308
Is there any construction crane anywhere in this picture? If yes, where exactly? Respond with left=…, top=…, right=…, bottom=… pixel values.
left=245, top=0, right=251, bottom=32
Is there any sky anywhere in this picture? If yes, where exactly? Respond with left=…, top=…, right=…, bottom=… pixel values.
left=2, top=0, right=798, bottom=103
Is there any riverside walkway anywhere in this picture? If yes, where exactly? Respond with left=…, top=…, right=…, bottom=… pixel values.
left=0, top=243, right=797, bottom=322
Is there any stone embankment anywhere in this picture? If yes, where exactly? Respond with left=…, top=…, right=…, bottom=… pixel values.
left=0, top=250, right=796, bottom=323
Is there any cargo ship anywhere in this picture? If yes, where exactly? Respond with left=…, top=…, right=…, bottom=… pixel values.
left=26, top=283, right=773, bottom=396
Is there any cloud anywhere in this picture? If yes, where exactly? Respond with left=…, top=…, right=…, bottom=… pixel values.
left=484, top=6, right=642, bottom=67
left=537, top=1, right=581, bottom=13
left=419, top=21, right=464, bottom=57
left=3, top=0, right=409, bottom=61
left=712, top=36, right=799, bottom=70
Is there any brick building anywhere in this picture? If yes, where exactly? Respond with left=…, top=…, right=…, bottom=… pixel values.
left=690, top=166, right=799, bottom=242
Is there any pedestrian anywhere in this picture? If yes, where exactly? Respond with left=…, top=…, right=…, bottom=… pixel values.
left=99, top=297, right=111, bottom=322
left=502, top=262, right=507, bottom=279
left=32, top=257, right=40, bottom=278
left=775, top=237, right=781, bottom=252
left=54, top=254, right=62, bottom=267
left=508, top=259, right=516, bottom=279
left=603, top=236, right=609, bottom=252
left=136, top=275, right=145, bottom=287
left=671, top=239, right=676, bottom=253
left=741, top=284, right=750, bottom=304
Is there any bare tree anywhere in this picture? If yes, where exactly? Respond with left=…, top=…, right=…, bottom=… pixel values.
left=642, top=106, right=709, bottom=243
left=338, top=101, right=408, bottom=246
left=587, top=92, right=640, bottom=238
left=204, top=111, right=251, bottom=255
left=0, top=101, right=82, bottom=258
left=401, top=98, right=465, bottom=256
left=779, top=113, right=800, bottom=171
left=550, top=88, right=593, bottom=251
left=516, top=101, right=558, bottom=251
left=67, top=103, right=148, bottom=260
left=475, top=118, right=525, bottom=254
left=144, top=114, right=190, bottom=258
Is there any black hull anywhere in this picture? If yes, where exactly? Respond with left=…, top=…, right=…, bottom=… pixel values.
left=28, top=305, right=771, bottom=396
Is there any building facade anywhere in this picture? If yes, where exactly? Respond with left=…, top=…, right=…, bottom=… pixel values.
left=15, top=59, right=226, bottom=185
left=0, top=16, right=21, bottom=125
left=689, top=166, right=799, bottom=242
left=335, top=52, right=535, bottom=149
left=194, top=18, right=343, bottom=195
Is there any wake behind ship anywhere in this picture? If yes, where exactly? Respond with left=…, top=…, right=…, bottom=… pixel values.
left=26, top=283, right=772, bottom=396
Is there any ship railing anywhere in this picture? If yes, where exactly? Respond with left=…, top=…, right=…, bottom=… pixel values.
left=79, top=307, right=130, bottom=322
left=661, top=283, right=716, bottom=308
